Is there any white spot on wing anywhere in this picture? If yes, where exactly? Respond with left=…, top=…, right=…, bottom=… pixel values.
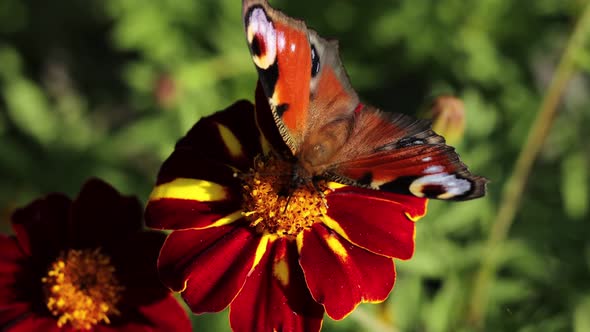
left=422, top=157, right=432, bottom=162
left=277, top=31, right=286, bottom=52
left=424, top=165, right=444, bottom=174
left=409, top=173, right=471, bottom=199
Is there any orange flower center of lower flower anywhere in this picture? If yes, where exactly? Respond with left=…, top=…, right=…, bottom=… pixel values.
left=41, top=248, right=124, bottom=330
left=241, top=155, right=329, bottom=236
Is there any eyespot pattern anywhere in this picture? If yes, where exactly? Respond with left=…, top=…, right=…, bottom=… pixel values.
left=311, top=44, right=320, bottom=77
left=246, top=7, right=277, bottom=70
left=409, top=173, right=472, bottom=199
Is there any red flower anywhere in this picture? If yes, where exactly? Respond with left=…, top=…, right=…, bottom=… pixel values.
left=145, top=85, right=428, bottom=332
left=0, top=179, right=192, bottom=332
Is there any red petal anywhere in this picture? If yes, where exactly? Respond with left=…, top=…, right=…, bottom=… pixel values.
left=0, top=235, right=26, bottom=285
left=109, top=231, right=168, bottom=305
left=230, top=236, right=324, bottom=332
left=69, top=178, right=143, bottom=248
left=0, top=236, right=30, bottom=326
left=134, top=295, right=192, bottom=332
left=2, top=316, right=61, bottom=332
left=299, top=223, right=396, bottom=320
left=157, top=223, right=260, bottom=313
left=325, top=185, right=426, bottom=259
left=146, top=198, right=241, bottom=230
left=98, top=296, right=190, bottom=332
left=176, top=100, right=264, bottom=170
left=10, top=193, right=71, bottom=258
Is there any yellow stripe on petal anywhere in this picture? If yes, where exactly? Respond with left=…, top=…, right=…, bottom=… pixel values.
left=321, top=215, right=353, bottom=244
left=217, top=123, right=243, bottom=158
left=251, top=233, right=276, bottom=271
left=326, top=182, right=347, bottom=190
left=325, top=233, right=348, bottom=261
left=296, top=232, right=305, bottom=252
left=209, top=210, right=244, bottom=227
left=297, top=224, right=349, bottom=261
left=273, top=257, right=289, bottom=287
left=149, top=178, right=227, bottom=202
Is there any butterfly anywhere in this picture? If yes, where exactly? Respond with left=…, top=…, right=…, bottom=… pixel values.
left=242, top=0, right=487, bottom=201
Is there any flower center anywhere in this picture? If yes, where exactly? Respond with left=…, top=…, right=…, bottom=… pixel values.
left=241, top=154, right=329, bottom=236
left=42, top=248, right=124, bottom=330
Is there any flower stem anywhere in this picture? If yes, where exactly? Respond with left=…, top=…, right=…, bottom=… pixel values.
left=468, top=3, right=590, bottom=326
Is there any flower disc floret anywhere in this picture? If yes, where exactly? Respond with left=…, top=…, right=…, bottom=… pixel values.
left=241, top=155, right=328, bottom=236
left=42, top=248, right=123, bottom=330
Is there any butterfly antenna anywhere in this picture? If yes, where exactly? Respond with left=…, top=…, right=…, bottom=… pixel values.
left=282, top=193, right=293, bottom=214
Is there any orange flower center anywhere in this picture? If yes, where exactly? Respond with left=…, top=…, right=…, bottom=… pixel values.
left=241, top=154, right=329, bottom=236
left=41, top=248, right=124, bottom=330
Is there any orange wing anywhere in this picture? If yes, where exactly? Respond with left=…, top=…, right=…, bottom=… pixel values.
left=243, top=0, right=359, bottom=154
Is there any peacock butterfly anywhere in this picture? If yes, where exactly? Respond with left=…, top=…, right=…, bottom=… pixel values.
left=242, top=0, right=487, bottom=201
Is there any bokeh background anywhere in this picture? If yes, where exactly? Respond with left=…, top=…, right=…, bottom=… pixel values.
left=1, top=0, right=589, bottom=331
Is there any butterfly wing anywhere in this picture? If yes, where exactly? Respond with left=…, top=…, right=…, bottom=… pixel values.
left=243, top=0, right=359, bottom=155
left=243, top=0, right=487, bottom=200
left=325, top=106, right=487, bottom=200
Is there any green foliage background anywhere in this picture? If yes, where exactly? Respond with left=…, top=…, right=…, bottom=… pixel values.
left=1, top=0, right=589, bottom=331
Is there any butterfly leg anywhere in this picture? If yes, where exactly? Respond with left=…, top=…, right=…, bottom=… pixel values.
left=311, top=176, right=329, bottom=210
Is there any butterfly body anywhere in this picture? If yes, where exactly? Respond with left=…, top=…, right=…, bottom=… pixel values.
left=243, top=0, right=487, bottom=201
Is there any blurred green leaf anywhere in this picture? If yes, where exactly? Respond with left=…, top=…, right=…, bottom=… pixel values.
left=561, top=151, right=588, bottom=219
left=574, top=295, right=590, bottom=332
left=424, top=275, right=465, bottom=332
left=0, top=46, right=22, bottom=80
left=389, top=276, right=423, bottom=330
left=3, top=78, right=57, bottom=144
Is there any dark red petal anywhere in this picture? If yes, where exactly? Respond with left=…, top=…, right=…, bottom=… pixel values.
left=0, top=235, right=30, bottom=326
left=299, top=223, right=396, bottom=320
left=325, top=185, right=427, bottom=259
left=94, top=324, right=148, bottom=332
left=254, top=81, right=291, bottom=154
left=109, top=231, right=168, bottom=305
left=135, top=295, right=192, bottom=332
left=69, top=178, right=143, bottom=248
left=146, top=198, right=242, bottom=230
left=11, top=193, right=71, bottom=258
left=2, top=316, right=61, bottom=332
left=102, top=296, right=191, bottom=332
left=176, top=100, right=264, bottom=171
left=230, top=236, right=324, bottom=332
left=0, top=303, right=30, bottom=329
left=0, top=235, right=26, bottom=286
left=155, top=151, right=241, bottom=189
left=158, top=222, right=260, bottom=313
left=107, top=296, right=192, bottom=332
